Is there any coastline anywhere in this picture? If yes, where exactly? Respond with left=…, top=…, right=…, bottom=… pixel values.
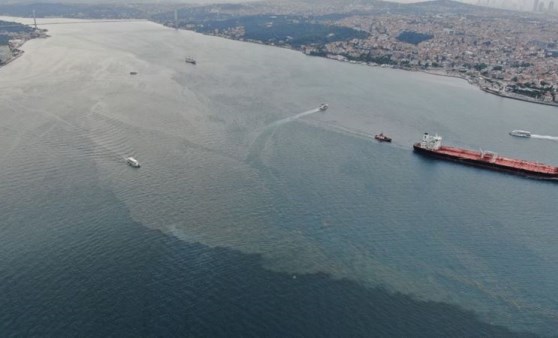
left=0, top=21, right=49, bottom=71
left=0, top=49, right=24, bottom=70
left=3, top=16, right=553, bottom=108
left=480, top=86, right=558, bottom=107
left=307, top=49, right=558, bottom=108
left=425, top=71, right=558, bottom=107
left=166, top=23, right=557, bottom=108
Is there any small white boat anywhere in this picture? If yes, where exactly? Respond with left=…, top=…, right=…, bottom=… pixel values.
left=319, top=103, right=328, bottom=111
left=126, top=157, right=140, bottom=168
left=509, top=130, right=531, bottom=138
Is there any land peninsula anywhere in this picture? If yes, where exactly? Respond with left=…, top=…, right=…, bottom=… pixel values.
left=0, top=19, right=47, bottom=67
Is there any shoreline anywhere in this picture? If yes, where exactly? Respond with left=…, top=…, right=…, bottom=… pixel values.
left=305, top=49, right=558, bottom=108
left=0, top=49, right=23, bottom=69
left=167, top=24, right=557, bottom=108
left=3, top=17, right=555, bottom=109
left=0, top=18, right=49, bottom=71
left=0, top=33, right=48, bottom=70
left=480, top=86, right=558, bottom=107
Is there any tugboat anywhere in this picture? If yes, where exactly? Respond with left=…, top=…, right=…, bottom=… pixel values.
left=185, top=57, right=196, bottom=65
left=374, top=132, right=392, bottom=142
left=319, top=103, right=328, bottom=112
left=126, top=157, right=140, bottom=168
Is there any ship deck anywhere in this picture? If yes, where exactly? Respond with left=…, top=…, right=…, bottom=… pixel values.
left=436, top=146, right=558, bottom=174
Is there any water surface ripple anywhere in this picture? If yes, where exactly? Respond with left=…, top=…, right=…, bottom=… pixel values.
left=1, top=17, right=557, bottom=336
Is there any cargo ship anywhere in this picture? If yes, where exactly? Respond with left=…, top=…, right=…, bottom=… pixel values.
left=413, top=133, right=558, bottom=180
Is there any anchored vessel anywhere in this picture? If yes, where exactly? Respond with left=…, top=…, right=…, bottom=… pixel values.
left=509, top=130, right=531, bottom=138
left=126, top=157, right=140, bottom=168
left=185, top=57, right=196, bottom=65
left=413, top=133, right=558, bottom=180
left=374, top=132, right=392, bottom=142
left=319, top=103, right=328, bottom=111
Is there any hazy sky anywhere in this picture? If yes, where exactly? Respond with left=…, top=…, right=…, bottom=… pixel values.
left=0, top=0, right=444, bottom=4
left=0, top=0, right=518, bottom=2
left=0, top=0, right=424, bottom=3
left=0, top=0, right=260, bottom=3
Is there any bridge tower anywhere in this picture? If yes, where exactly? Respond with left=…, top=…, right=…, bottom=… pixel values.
left=33, top=9, right=38, bottom=29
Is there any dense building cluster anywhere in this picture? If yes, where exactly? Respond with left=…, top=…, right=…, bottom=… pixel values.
left=323, top=10, right=558, bottom=102
left=154, top=1, right=558, bottom=104
left=197, top=1, right=558, bottom=105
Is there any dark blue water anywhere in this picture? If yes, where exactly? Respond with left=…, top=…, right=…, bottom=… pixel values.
left=0, top=118, right=545, bottom=337
left=0, top=170, right=535, bottom=337
left=1, top=18, right=558, bottom=336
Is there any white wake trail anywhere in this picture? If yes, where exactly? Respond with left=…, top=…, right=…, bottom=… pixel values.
left=531, top=134, right=558, bottom=141
left=246, top=108, right=322, bottom=164
left=269, top=108, right=320, bottom=128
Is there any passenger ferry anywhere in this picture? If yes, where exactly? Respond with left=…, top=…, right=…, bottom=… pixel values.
left=509, top=130, right=531, bottom=138
left=126, top=157, right=140, bottom=168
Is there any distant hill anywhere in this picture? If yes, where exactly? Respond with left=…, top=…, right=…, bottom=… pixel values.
left=0, top=0, right=519, bottom=21
left=0, top=3, right=146, bottom=18
left=384, top=0, right=482, bottom=14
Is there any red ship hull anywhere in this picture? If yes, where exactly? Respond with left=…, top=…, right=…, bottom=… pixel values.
left=413, top=143, right=558, bottom=180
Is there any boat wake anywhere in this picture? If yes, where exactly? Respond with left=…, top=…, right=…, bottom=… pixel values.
left=531, top=134, right=558, bottom=141
left=268, top=108, right=321, bottom=128
left=246, top=108, right=321, bottom=165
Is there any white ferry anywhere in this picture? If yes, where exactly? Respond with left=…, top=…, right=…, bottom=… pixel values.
left=509, top=130, right=531, bottom=138
left=126, top=157, right=140, bottom=168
